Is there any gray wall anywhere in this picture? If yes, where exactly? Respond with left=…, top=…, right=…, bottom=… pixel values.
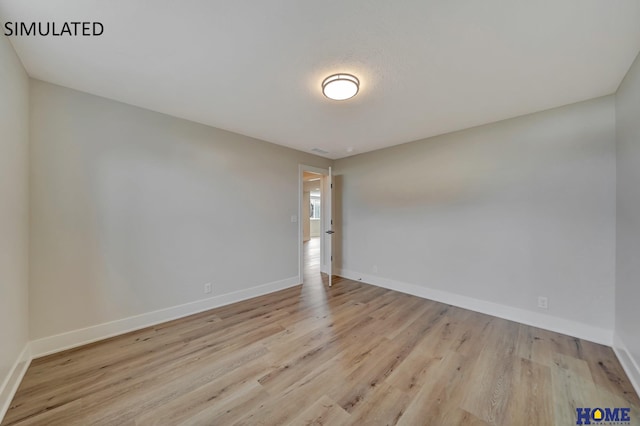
left=616, top=51, right=640, bottom=369
left=29, top=80, right=331, bottom=339
left=0, top=36, right=29, bottom=392
left=334, top=96, right=616, bottom=330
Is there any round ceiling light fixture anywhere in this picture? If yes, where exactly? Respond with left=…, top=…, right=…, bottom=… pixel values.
left=322, top=73, right=359, bottom=101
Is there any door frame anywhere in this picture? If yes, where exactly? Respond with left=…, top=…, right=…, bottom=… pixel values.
left=298, top=164, right=329, bottom=284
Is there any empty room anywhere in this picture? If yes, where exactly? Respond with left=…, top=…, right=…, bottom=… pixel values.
left=1, top=1, right=640, bottom=425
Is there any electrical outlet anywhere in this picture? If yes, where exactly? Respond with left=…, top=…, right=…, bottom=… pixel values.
left=204, top=283, right=212, bottom=294
left=537, top=296, right=548, bottom=309
left=372, top=265, right=378, bottom=273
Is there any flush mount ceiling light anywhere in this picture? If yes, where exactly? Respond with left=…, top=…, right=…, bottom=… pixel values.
left=322, top=73, right=359, bottom=101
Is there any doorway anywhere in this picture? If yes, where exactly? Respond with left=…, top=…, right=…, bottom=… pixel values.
left=298, top=165, right=333, bottom=287
left=302, top=170, right=322, bottom=285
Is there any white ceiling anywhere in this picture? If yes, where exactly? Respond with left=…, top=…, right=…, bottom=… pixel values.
left=2, top=1, right=640, bottom=159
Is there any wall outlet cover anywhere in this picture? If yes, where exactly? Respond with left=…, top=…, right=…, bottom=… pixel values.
left=538, top=296, right=548, bottom=309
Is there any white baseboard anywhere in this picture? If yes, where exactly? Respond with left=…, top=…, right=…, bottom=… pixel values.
left=336, top=268, right=613, bottom=346
left=613, top=333, right=640, bottom=398
left=30, top=276, right=300, bottom=358
left=0, top=343, right=32, bottom=423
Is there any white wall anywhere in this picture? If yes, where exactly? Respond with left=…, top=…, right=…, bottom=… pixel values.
left=334, top=96, right=616, bottom=337
left=29, top=80, right=331, bottom=341
left=615, top=51, right=640, bottom=388
left=0, top=35, right=30, bottom=413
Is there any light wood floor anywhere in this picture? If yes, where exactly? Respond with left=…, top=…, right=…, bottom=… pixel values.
left=3, top=238, right=639, bottom=425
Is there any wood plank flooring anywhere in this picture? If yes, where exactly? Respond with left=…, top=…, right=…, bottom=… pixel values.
left=3, top=238, right=639, bottom=425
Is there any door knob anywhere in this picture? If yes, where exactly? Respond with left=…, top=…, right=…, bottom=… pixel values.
left=326, top=230, right=335, bottom=234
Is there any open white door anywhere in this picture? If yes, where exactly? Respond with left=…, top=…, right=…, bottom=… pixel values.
left=324, top=167, right=334, bottom=286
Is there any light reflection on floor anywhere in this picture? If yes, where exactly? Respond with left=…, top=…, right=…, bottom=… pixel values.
left=301, top=237, right=331, bottom=314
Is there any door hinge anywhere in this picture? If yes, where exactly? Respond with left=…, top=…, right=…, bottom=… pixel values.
left=331, top=256, right=333, bottom=261
left=331, top=183, right=333, bottom=188
left=331, top=219, right=333, bottom=225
